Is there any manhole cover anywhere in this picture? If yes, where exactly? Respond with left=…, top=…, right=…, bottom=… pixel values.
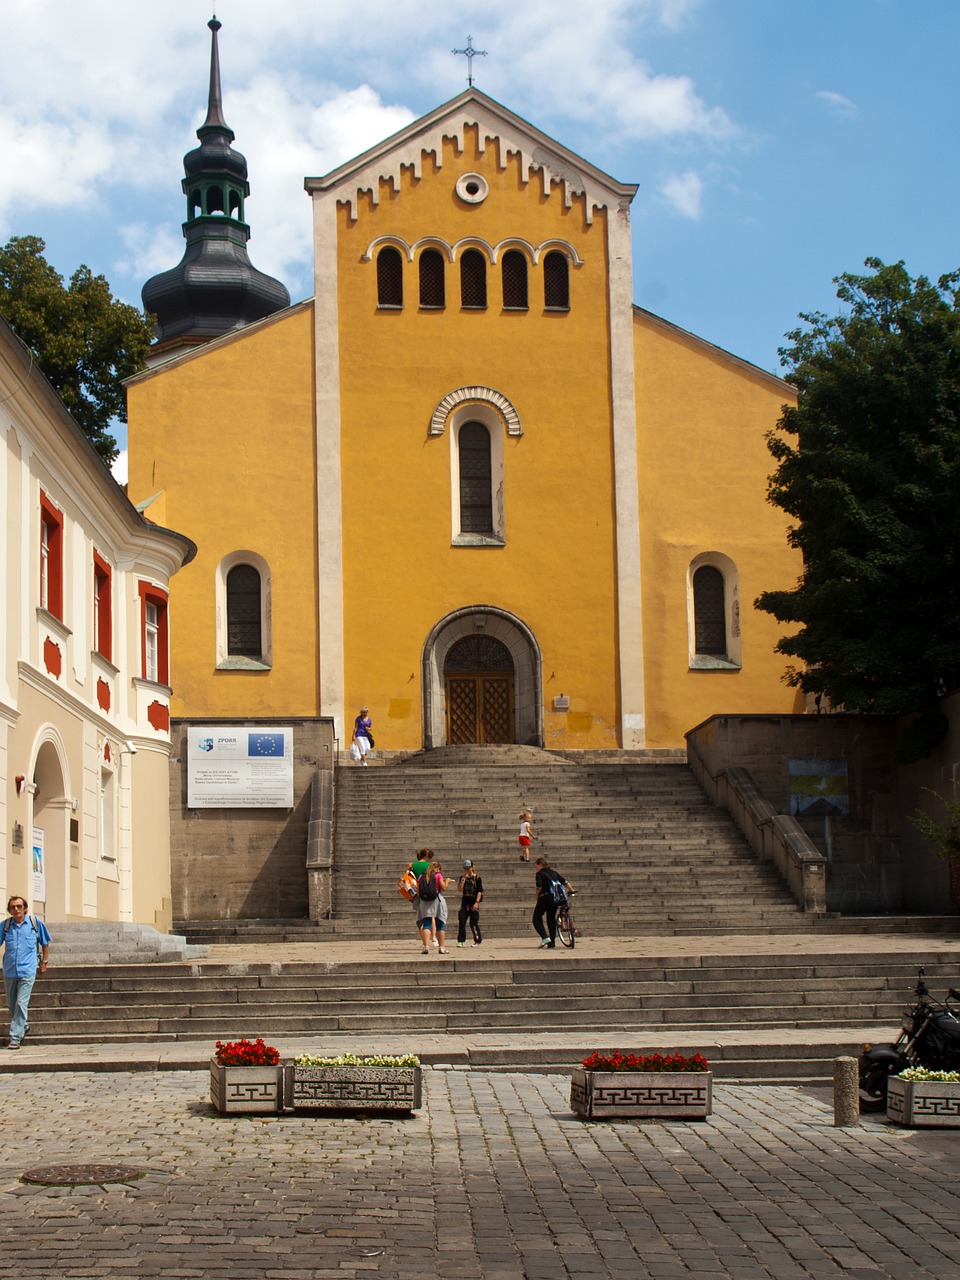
left=21, top=1163, right=145, bottom=1186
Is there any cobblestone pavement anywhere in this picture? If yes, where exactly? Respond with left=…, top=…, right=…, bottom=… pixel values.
left=0, top=1071, right=958, bottom=1280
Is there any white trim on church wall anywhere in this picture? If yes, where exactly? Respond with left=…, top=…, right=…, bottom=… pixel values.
left=310, top=190, right=347, bottom=744
left=607, top=202, right=646, bottom=748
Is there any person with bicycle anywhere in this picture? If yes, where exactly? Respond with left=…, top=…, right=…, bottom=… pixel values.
left=532, top=856, right=572, bottom=950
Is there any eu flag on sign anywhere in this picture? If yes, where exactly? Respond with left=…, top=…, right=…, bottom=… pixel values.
left=249, top=733, right=284, bottom=757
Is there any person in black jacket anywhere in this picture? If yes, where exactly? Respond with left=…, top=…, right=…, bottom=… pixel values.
left=456, top=860, right=484, bottom=947
left=532, top=856, right=571, bottom=949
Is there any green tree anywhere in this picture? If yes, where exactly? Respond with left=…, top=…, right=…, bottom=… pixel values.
left=0, top=235, right=154, bottom=464
left=756, top=258, right=960, bottom=759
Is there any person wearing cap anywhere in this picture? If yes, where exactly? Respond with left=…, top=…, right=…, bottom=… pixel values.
left=352, top=705, right=373, bottom=766
left=456, top=859, right=484, bottom=947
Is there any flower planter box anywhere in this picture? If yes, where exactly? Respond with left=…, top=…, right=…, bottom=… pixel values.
left=570, top=1069, right=712, bottom=1120
left=285, top=1064, right=422, bottom=1113
left=887, top=1077, right=960, bottom=1127
left=210, top=1060, right=283, bottom=1114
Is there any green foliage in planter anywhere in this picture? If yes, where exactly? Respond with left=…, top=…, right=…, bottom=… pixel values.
left=293, top=1052, right=420, bottom=1068
left=897, top=1067, right=960, bottom=1083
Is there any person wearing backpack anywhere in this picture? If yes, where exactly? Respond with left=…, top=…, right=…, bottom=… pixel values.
left=417, top=860, right=454, bottom=955
left=456, top=859, right=484, bottom=947
left=532, top=857, right=571, bottom=950
left=406, top=850, right=437, bottom=948
left=1, top=896, right=51, bottom=1049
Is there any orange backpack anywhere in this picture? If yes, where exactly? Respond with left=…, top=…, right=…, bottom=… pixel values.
left=397, top=867, right=419, bottom=902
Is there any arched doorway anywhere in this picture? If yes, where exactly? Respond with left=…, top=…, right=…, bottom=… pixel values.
left=32, top=738, right=69, bottom=920
left=444, top=635, right=515, bottom=744
left=422, top=607, right=543, bottom=749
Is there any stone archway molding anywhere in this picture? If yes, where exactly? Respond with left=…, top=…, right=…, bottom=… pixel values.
left=421, top=605, right=543, bottom=749
left=429, top=387, right=522, bottom=437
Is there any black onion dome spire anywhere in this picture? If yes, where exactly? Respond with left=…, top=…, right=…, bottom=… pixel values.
left=142, top=17, right=290, bottom=353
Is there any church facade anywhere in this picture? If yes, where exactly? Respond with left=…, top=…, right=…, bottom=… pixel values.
left=127, top=24, right=803, bottom=754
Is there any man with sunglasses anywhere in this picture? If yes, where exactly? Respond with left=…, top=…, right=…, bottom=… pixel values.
left=1, top=896, right=51, bottom=1050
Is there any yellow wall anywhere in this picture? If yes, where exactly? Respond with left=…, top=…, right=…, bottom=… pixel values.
left=126, top=306, right=319, bottom=718
left=336, top=129, right=622, bottom=748
left=633, top=313, right=804, bottom=747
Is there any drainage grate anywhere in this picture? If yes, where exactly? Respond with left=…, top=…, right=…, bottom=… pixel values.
left=21, top=1163, right=145, bottom=1186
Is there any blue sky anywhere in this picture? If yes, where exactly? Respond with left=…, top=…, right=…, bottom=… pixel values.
left=1, top=1, right=957, bottom=473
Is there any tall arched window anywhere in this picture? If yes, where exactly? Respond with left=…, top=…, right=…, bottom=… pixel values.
left=693, top=565, right=727, bottom=656
left=502, top=250, right=528, bottom=310
left=458, top=422, right=493, bottom=534
left=543, top=250, right=570, bottom=310
left=460, top=249, right=487, bottom=309
left=226, top=564, right=263, bottom=658
left=377, top=246, right=403, bottom=307
left=419, top=249, right=445, bottom=309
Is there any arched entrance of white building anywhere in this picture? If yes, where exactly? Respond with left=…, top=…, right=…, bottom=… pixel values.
left=31, top=737, right=69, bottom=920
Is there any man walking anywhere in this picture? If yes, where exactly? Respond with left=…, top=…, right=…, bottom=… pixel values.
left=1, top=897, right=50, bottom=1049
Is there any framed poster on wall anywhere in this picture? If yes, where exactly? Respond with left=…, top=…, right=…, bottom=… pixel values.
left=187, top=727, right=294, bottom=808
left=31, top=827, right=45, bottom=902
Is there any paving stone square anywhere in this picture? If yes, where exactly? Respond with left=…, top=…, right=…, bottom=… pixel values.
left=0, top=1071, right=958, bottom=1278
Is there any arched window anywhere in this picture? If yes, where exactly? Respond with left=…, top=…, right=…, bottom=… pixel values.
left=502, top=250, right=528, bottom=310
left=377, top=246, right=403, bottom=307
left=216, top=552, right=272, bottom=669
left=419, top=249, right=445, bottom=309
left=693, top=566, right=726, bottom=656
left=226, top=564, right=263, bottom=658
left=460, top=249, right=487, bottom=309
left=458, top=422, right=493, bottom=534
left=543, top=251, right=570, bottom=310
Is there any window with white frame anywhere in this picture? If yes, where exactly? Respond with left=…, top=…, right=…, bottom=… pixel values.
left=139, top=581, right=169, bottom=684
left=687, top=553, right=741, bottom=670
left=216, top=551, right=272, bottom=669
left=99, top=767, right=116, bottom=862
left=450, top=407, right=505, bottom=546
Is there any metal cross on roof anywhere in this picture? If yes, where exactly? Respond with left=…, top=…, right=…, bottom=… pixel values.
left=452, top=35, right=487, bottom=88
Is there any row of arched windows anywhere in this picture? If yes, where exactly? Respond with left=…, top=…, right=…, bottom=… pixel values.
left=216, top=546, right=740, bottom=670
left=377, top=246, right=570, bottom=312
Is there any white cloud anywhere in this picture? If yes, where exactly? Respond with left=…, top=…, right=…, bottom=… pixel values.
left=659, top=170, right=703, bottom=219
left=817, top=90, right=858, bottom=116
left=111, top=449, right=127, bottom=486
left=0, top=0, right=737, bottom=302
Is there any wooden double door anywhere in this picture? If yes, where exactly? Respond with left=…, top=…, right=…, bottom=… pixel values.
left=444, top=636, right=515, bottom=744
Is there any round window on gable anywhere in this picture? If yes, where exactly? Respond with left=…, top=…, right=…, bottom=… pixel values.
left=456, top=173, right=489, bottom=205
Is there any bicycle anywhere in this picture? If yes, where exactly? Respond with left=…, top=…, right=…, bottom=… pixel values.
left=556, top=891, right=578, bottom=949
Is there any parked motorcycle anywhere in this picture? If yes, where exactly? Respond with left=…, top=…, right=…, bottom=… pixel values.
left=858, top=966, right=960, bottom=1112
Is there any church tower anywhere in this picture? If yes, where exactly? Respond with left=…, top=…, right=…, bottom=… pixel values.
left=141, top=16, right=290, bottom=361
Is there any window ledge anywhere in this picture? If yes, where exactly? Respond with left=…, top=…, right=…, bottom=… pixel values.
left=216, top=656, right=272, bottom=672
left=689, top=655, right=741, bottom=672
left=377, top=304, right=403, bottom=311
left=544, top=306, right=570, bottom=313
left=453, top=533, right=505, bottom=548
left=92, top=651, right=120, bottom=677
left=37, top=608, right=72, bottom=639
left=132, top=676, right=173, bottom=695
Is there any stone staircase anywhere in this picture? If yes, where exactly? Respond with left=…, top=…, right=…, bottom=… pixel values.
left=25, top=951, right=960, bottom=1082
left=324, top=750, right=806, bottom=937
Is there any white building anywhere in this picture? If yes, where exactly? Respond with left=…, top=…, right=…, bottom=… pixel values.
left=0, top=314, right=195, bottom=929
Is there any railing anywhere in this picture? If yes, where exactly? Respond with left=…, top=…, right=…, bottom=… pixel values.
left=686, top=739, right=827, bottom=914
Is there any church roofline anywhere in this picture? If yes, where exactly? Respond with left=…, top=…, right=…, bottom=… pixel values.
left=125, top=297, right=314, bottom=386
left=632, top=305, right=794, bottom=394
left=305, top=88, right=638, bottom=224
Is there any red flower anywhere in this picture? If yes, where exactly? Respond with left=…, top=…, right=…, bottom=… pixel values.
left=214, top=1037, right=280, bottom=1066
left=580, top=1049, right=709, bottom=1072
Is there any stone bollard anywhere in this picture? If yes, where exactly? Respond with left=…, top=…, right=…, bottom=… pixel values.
left=833, top=1055, right=860, bottom=1127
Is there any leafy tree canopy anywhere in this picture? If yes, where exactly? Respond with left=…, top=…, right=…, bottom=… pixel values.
left=0, top=235, right=154, bottom=464
left=756, top=258, right=960, bottom=759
